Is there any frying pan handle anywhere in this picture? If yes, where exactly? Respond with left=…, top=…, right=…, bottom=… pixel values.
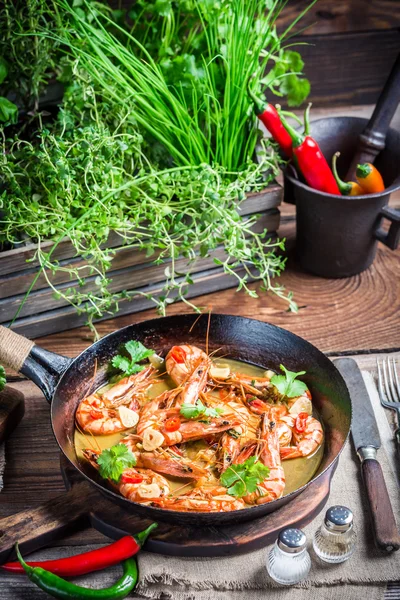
left=0, top=326, right=72, bottom=402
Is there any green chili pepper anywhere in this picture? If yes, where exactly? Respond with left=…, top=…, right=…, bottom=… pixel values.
left=16, top=544, right=138, bottom=600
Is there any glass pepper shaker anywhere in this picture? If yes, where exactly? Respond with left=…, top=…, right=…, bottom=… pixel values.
left=313, top=505, right=356, bottom=563
left=266, top=528, right=311, bottom=585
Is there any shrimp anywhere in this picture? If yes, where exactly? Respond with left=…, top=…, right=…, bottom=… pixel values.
left=83, top=449, right=170, bottom=503
left=101, top=366, right=157, bottom=407
left=271, top=405, right=293, bottom=448
left=155, top=486, right=245, bottom=512
left=166, top=412, right=243, bottom=446
left=76, top=366, right=158, bottom=434
left=122, top=434, right=208, bottom=480
left=166, top=345, right=210, bottom=385
left=234, top=410, right=285, bottom=505
left=136, top=389, right=180, bottom=439
left=166, top=345, right=211, bottom=406
left=137, top=391, right=242, bottom=448
left=76, top=394, right=134, bottom=435
left=280, top=414, right=323, bottom=460
left=218, top=401, right=252, bottom=472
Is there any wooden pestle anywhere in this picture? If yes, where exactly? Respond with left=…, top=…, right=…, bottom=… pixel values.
left=345, top=53, right=400, bottom=181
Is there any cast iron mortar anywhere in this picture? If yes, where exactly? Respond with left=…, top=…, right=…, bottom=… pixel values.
left=283, top=116, right=400, bottom=277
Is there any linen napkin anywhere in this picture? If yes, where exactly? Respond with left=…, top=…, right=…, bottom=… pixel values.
left=131, top=371, right=400, bottom=598
left=1, top=372, right=398, bottom=600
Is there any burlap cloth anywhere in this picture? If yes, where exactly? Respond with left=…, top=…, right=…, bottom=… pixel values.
left=2, top=372, right=398, bottom=600
left=132, top=371, right=400, bottom=599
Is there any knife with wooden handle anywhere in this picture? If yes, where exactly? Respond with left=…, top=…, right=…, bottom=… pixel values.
left=334, top=358, right=400, bottom=553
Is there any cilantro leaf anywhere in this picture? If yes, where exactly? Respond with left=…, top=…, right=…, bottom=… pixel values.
left=97, top=443, right=137, bottom=483
left=0, top=365, right=6, bottom=392
left=283, top=50, right=304, bottom=73
left=271, top=365, right=308, bottom=398
left=180, top=399, right=223, bottom=420
left=279, top=74, right=310, bottom=107
left=220, top=456, right=270, bottom=497
left=112, top=340, right=154, bottom=376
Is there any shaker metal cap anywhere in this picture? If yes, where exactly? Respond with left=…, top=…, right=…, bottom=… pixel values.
left=325, top=505, right=353, bottom=532
left=278, top=528, right=307, bottom=553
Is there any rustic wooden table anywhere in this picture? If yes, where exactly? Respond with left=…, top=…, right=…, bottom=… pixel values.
left=0, top=105, right=399, bottom=598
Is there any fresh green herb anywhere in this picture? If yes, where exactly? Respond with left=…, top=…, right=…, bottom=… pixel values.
left=0, top=1, right=60, bottom=110
left=271, top=365, right=308, bottom=398
left=0, top=366, right=6, bottom=392
left=97, top=443, right=136, bottom=483
left=180, top=399, right=223, bottom=420
left=221, top=456, right=270, bottom=497
left=1, top=0, right=313, bottom=334
left=112, top=341, right=154, bottom=376
left=0, top=58, right=18, bottom=125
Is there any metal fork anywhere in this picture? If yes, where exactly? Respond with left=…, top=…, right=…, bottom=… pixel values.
left=377, top=357, right=400, bottom=460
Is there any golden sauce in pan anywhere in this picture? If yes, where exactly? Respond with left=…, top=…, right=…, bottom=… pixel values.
left=74, top=358, right=324, bottom=501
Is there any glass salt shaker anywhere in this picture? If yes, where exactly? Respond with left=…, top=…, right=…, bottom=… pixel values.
left=313, top=505, right=356, bottom=563
left=266, top=528, right=311, bottom=585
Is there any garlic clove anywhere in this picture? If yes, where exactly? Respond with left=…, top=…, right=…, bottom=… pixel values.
left=137, top=483, right=162, bottom=499
left=143, top=428, right=165, bottom=451
left=264, top=369, right=276, bottom=379
left=288, top=396, right=312, bottom=416
left=210, top=363, right=230, bottom=379
left=118, top=406, right=139, bottom=428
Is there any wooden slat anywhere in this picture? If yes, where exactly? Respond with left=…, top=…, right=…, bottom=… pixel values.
left=40, top=222, right=400, bottom=357
left=5, top=263, right=258, bottom=339
left=275, top=29, right=400, bottom=107
left=276, top=0, right=399, bottom=36
left=0, top=211, right=280, bottom=322
left=0, top=185, right=281, bottom=277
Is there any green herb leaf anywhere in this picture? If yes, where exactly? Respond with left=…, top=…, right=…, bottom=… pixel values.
left=271, top=364, right=308, bottom=398
left=221, top=456, right=270, bottom=497
left=180, top=399, right=223, bottom=420
left=0, top=365, right=6, bottom=392
left=0, top=97, right=18, bottom=124
left=112, top=340, right=154, bottom=376
left=0, top=58, right=8, bottom=85
left=97, top=443, right=137, bottom=483
left=279, top=74, right=310, bottom=107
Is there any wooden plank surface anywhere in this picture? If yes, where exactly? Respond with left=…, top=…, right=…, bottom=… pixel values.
left=277, top=0, right=400, bottom=35
left=0, top=100, right=399, bottom=596
left=30, top=209, right=400, bottom=356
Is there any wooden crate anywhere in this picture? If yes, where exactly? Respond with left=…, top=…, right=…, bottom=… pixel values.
left=0, top=185, right=282, bottom=337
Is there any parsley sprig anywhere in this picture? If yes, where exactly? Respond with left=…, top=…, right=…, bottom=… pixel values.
left=97, top=443, right=137, bottom=483
left=0, top=365, right=6, bottom=392
left=271, top=365, right=308, bottom=398
left=112, top=341, right=154, bottom=376
left=180, top=399, right=224, bottom=420
left=221, top=456, right=270, bottom=497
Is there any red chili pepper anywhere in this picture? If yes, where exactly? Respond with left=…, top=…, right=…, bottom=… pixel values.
left=169, top=346, right=186, bottom=364
left=294, top=412, right=309, bottom=433
left=247, top=397, right=268, bottom=414
left=164, top=416, right=181, bottom=432
left=90, top=410, right=102, bottom=420
left=2, top=524, right=157, bottom=576
left=247, top=84, right=293, bottom=158
left=121, top=470, right=144, bottom=484
left=279, top=105, right=340, bottom=195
